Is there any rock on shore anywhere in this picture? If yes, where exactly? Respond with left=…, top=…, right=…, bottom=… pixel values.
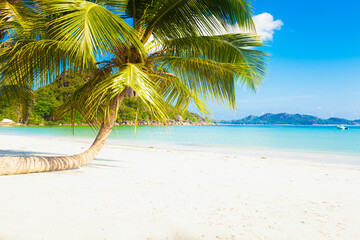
left=0, top=118, right=16, bottom=125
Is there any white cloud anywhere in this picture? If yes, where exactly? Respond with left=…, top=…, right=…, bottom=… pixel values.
left=225, top=12, right=283, bottom=42
left=252, top=13, right=283, bottom=41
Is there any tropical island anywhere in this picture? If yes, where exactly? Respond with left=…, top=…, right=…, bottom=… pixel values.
left=220, top=113, right=360, bottom=125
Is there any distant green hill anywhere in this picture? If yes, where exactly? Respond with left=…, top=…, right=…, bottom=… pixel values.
left=220, top=113, right=360, bottom=125
left=0, top=70, right=211, bottom=125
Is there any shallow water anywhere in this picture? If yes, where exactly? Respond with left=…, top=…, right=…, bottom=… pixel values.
left=1, top=125, right=360, bottom=156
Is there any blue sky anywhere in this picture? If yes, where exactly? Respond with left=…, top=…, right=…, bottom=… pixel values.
left=194, top=0, right=360, bottom=120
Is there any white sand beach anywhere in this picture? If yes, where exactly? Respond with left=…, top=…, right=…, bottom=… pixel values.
left=0, top=134, right=360, bottom=240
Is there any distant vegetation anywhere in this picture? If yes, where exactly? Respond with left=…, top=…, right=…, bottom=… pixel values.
left=0, top=70, right=210, bottom=125
left=220, top=113, right=360, bottom=125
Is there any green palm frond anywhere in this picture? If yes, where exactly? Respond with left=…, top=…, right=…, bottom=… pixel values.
left=57, top=63, right=169, bottom=126
left=92, top=1, right=128, bottom=17
left=161, top=33, right=266, bottom=65
left=149, top=69, right=212, bottom=115
left=154, top=33, right=268, bottom=109
left=120, top=64, right=168, bottom=121
left=140, top=0, right=255, bottom=43
left=55, top=69, right=112, bottom=125
left=158, top=57, right=237, bottom=109
left=36, top=0, right=141, bottom=64
left=1, top=40, right=91, bottom=89
left=0, top=83, right=34, bottom=105
left=0, top=0, right=30, bottom=40
left=198, top=0, right=254, bottom=29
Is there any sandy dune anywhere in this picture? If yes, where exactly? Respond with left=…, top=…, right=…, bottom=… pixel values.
left=0, top=134, right=359, bottom=240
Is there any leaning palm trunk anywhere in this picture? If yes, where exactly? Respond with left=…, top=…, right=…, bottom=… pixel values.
left=0, top=91, right=126, bottom=176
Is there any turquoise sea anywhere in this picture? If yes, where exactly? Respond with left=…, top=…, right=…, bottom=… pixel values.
left=1, top=125, right=360, bottom=156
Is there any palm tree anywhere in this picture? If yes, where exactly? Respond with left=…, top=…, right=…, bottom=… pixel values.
left=0, top=0, right=267, bottom=175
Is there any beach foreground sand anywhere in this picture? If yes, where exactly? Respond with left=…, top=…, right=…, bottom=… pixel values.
left=0, top=134, right=359, bottom=240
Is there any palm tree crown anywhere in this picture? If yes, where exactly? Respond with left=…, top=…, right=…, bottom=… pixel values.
left=1, top=0, right=267, bottom=124
left=0, top=0, right=267, bottom=175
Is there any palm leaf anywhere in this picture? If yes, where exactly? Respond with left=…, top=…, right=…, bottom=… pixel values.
left=57, top=63, right=169, bottom=126
left=139, top=0, right=255, bottom=43
left=154, top=33, right=268, bottom=109
left=0, top=39, right=91, bottom=89
left=36, top=0, right=142, bottom=64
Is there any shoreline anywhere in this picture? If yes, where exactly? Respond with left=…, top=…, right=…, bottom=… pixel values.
left=3, top=132, right=360, bottom=164
left=1, top=127, right=360, bottom=162
left=0, top=134, right=360, bottom=239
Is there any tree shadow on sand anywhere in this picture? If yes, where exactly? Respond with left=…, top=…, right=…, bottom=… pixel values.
left=0, top=149, right=62, bottom=157
left=0, top=150, right=127, bottom=171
